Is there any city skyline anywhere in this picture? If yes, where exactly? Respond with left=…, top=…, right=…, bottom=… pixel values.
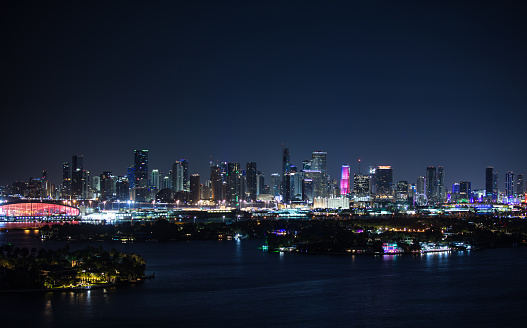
left=2, top=147, right=525, bottom=195
left=2, top=1, right=526, bottom=191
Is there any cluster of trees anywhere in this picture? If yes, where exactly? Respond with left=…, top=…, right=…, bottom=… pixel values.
left=0, top=245, right=145, bottom=290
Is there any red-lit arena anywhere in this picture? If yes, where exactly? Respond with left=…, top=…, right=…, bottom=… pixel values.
left=0, top=201, right=80, bottom=219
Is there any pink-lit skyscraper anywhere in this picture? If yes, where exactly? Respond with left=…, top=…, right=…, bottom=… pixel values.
left=340, top=164, right=350, bottom=195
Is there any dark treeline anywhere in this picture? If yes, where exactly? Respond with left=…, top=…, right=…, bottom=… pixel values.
left=37, top=216, right=527, bottom=253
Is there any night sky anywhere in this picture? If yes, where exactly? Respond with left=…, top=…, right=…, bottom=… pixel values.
left=2, top=1, right=526, bottom=190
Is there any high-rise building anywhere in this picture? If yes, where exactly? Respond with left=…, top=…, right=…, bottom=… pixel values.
left=100, top=171, right=114, bottom=201
left=375, top=166, right=393, bottom=196
left=62, top=162, right=71, bottom=197
left=271, top=173, right=281, bottom=197
left=302, top=179, right=314, bottom=203
left=459, top=181, right=471, bottom=200
left=396, top=181, right=409, bottom=201
left=71, top=155, right=87, bottom=199
left=493, top=171, right=499, bottom=198
left=133, top=150, right=149, bottom=202
left=302, top=160, right=311, bottom=171
left=127, top=166, right=135, bottom=190
left=486, top=167, right=494, bottom=197
left=172, top=160, right=189, bottom=192
left=190, top=174, right=200, bottom=204
left=246, top=162, right=257, bottom=202
left=302, top=170, right=324, bottom=199
left=150, top=169, right=161, bottom=190
left=437, top=166, right=445, bottom=203
left=115, top=176, right=129, bottom=202
left=226, top=163, right=241, bottom=205
left=505, top=171, right=515, bottom=197
left=282, top=147, right=290, bottom=197
left=340, top=165, right=350, bottom=195
left=353, top=173, right=370, bottom=197
left=256, top=171, right=265, bottom=196
left=417, top=176, right=425, bottom=195
left=210, top=165, right=224, bottom=202
left=311, top=151, right=327, bottom=177
left=426, top=166, right=437, bottom=203
left=517, top=174, right=524, bottom=195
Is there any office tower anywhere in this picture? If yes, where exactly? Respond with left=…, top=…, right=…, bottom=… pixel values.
left=282, top=147, right=290, bottom=197
left=172, top=160, right=189, bottom=192
left=150, top=169, right=161, bottom=190
left=353, top=173, right=370, bottom=197
left=460, top=181, right=471, bottom=199
left=437, top=166, right=445, bottom=203
left=375, top=166, right=393, bottom=196
left=256, top=171, right=265, bottom=195
left=115, top=176, right=129, bottom=202
left=226, top=163, right=241, bottom=205
left=62, top=162, right=71, bottom=197
left=271, top=173, right=281, bottom=197
left=71, top=154, right=87, bottom=199
left=210, top=165, right=223, bottom=201
left=302, top=179, right=314, bottom=203
left=162, top=176, right=171, bottom=189
left=100, top=171, right=114, bottom=201
left=493, top=171, right=499, bottom=198
left=517, top=174, right=524, bottom=195
left=396, top=181, right=409, bottom=201
left=417, top=176, right=425, bottom=195
left=92, top=176, right=101, bottom=192
left=246, top=162, right=257, bottom=202
left=452, top=183, right=460, bottom=194
left=292, top=171, right=303, bottom=200
left=340, top=165, right=350, bottom=195
left=127, top=166, right=135, bottom=189
left=303, top=170, right=326, bottom=199
left=505, top=171, right=515, bottom=197
left=190, top=174, right=200, bottom=204
left=283, top=172, right=292, bottom=203
left=311, top=151, right=327, bottom=177
left=485, top=167, right=494, bottom=197
left=302, top=160, right=312, bottom=171
left=426, top=166, right=437, bottom=202
left=133, top=150, right=148, bottom=202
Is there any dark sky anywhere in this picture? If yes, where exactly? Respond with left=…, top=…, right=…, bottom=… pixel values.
left=1, top=0, right=526, bottom=190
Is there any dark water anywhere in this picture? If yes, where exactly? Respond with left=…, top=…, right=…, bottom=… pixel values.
left=1, top=231, right=526, bottom=328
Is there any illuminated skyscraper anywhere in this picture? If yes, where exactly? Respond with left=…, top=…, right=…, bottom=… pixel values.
left=353, top=173, right=370, bottom=197
left=303, top=170, right=326, bottom=199
left=210, top=165, right=223, bottom=201
left=311, top=151, right=327, bottom=177
left=115, top=176, right=129, bottom=202
left=226, top=162, right=241, bottom=205
left=271, top=173, right=281, bottom=197
left=375, top=166, right=393, bottom=196
left=172, top=160, right=189, bottom=192
left=340, top=165, right=350, bottom=195
left=246, top=162, right=257, bottom=202
left=426, top=166, right=437, bottom=203
left=396, top=181, right=409, bottom=201
left=459, top=181, right=471, bottom=199
left=437, top=166, right=445, bottom=203
left=62, top=162, right=71, bottom=197
left=505, top=171, right=515, bottom=197
left=190, top=174, right=200, bottom=204
left=417, top=176, right=425, bottom=195
left=485, top=167, right=494, bottom=197
left=71, top=154, right=87, bottom=199
left=150, top=169, right=161, bottom=190
left=517, top=174, right=524, bottom=195
left=282, top=147, right=290, bottom=197
left=134, top=150, right=148, bottom=202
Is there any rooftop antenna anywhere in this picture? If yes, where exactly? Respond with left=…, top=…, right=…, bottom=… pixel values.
left=358, top=158, right=361, bottom=174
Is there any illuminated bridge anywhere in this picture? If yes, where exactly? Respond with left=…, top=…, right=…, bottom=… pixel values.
left=0, top=201, right=80, bottom=220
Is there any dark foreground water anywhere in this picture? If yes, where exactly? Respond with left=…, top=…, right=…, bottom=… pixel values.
left=1, top=231, right=526, bottom=328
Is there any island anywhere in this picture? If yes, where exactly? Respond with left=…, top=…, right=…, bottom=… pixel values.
left=0, top=245, right=146, bottom=291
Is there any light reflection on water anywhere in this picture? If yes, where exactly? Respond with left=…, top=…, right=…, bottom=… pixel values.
left=1, top=231, right=526, bottom=328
